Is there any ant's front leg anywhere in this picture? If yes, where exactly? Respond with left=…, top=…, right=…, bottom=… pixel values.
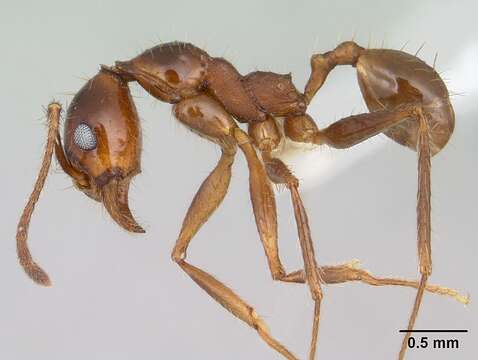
left=171, top=94, right=298, bottom=360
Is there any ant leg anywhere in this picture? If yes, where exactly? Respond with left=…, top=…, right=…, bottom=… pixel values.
left=283, top=261, right=468, bottom=304
left=171, top=147, right=236, bottom=260
left=304, top=41, right=364, bottom=104
left=286, top=107, right=446, bottom=358
left=259, top=153, right=323, bottom=360
left=171, top=149, right=297, bottom=360
left=171, top=94, right=298, bottom=360
left=242, top=148, right=465, bottom=360
left=232, top=128, right=287, bottom=280
left=398, top=110, right=432, bottom=359
left=284, top=104, right=417, bottom=149
left=239, top=120, right=329, bottom=358
left=176, top=261, right=298, bottom=360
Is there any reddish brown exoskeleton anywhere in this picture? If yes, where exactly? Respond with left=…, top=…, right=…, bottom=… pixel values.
left=17, top=41, right=468, bottom=360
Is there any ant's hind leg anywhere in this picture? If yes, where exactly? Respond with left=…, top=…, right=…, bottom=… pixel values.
left=304, top=41, right=364, bottom=104
left=284, top=104, right=418, bottom=149
left=399, top=111, right=433, bottom=359
left=285, top=108, right=445, bottom=358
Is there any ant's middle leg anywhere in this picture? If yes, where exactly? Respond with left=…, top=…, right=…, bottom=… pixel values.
left=245, top=117, right=323, bottom=359
left=284, top=261, right=468, bottom=304
left=245, top=116, right=467, bottom=359
left=257, top=149, right=467, bottom=305
left=262, top=153, right=323, bottom=360
left=241, top=147, right=467, bottom=304
left=257, top=150, right=468, bottom=358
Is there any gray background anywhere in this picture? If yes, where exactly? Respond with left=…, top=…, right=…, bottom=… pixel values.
left=1, top=0, right=476, bottom=359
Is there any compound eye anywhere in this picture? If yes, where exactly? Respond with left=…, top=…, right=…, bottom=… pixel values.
left=73, top=123, right=97, bottom=150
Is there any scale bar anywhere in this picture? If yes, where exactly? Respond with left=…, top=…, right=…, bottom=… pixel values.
left=399, top=330, right=468, bottom=333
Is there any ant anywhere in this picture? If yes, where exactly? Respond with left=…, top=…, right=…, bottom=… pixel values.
left=17, top=41, right=468, bottom=359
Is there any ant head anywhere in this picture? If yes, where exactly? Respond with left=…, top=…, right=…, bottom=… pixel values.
left=17, top=68, right=144, bottom=286
left=60, top=68, right=144, bottom=233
